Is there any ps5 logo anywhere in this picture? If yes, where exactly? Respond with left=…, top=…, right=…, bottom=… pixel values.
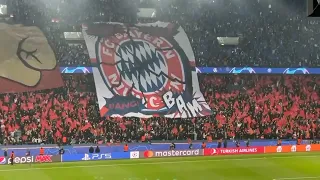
left=82, top=153, right=112, bottom=161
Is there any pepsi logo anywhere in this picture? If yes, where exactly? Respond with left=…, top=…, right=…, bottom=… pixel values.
left=0, top=157, right=6, bottom=164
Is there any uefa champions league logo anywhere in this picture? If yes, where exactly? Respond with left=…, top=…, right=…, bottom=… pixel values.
left=283, top=68, right=309, bottom=74
left=61, top=67, right=91, bottom=73
left=229, top=67, right=256, bottom=74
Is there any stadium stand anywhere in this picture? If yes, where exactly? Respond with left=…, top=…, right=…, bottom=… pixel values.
left=0, top=0, right=320, bottom=145
left=6, top=0, right=320, bottom=67
left=1, top=74, right=320, bottom=145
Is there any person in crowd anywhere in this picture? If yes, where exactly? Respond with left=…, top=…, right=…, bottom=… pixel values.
left=170, top=142, right=176, bottom=150
left=59, top=147, right=65, bottom=155
left=89, top=146, right=94, bottom=153
left=26, top=149, right=31, bottom=166
left=246, top=139, right=250, bottom=147
left=223, top=139, right=228, bottom=148
left=39, top=147, right=44, bottom=156
left=235, top=140, right=240, bottom=148
left=297, top=137, right=302, bottom=145
left=3, top=148, right=7, bottom=159
left=26, top=149, right=30, bottom=156
left=123, top=144, right=129, bottom=152
left=10, top=151, right=14, bottom=165
left=95, top=146, right=100, bottom=153
left=217, top=139, right=222, bottom=148
left=277, top=139, right=282, bottom=146
left=201, top=142, right=207, bottom=149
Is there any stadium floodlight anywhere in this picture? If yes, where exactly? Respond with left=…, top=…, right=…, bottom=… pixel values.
left=0, top=4, right=7, bottom=15
left=64, top=32, right=84, bottom=41
left=137, top=8, right=156, bottom=18
left=217, top=37, right=239, bottom=46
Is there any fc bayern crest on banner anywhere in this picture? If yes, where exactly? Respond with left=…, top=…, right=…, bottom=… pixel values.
left=83, top=22, right=211, bottom=118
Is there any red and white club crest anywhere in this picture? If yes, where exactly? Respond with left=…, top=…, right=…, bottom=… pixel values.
left=97, top=28, right=186, bottom=109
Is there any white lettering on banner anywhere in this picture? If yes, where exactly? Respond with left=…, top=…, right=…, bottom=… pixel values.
left=144, top=34, right=152, bottom=41
left=8, top=156, right=34, bottom=164
left=187, top=99, right=203, bottom=117
left=107, top=74, right=130, bottom=95
left=176, top=96, right=189, bottom=116
left=163, top=91, right=202, bottom=117
left=219, top=148, right=258, bottom=154
left=149, top=96, right=159, bottom=107
left=152, top=38, right=164, bottom=47
left=115, top=83, right=129, bottom=96
left=108, top=74, right=119, bottom=85
left=163, top=91, right=175, bottom=108
left=239, top=148, right=257, bottom=153
left=92, top=153, right=112, bottom=160
left=220, top=149, right=238, bottom=154
left=115, top=33, right=124, bottom=39
left=101, top=39, right=115, bottom=57
left=154, top=150, right=200, bottom=157
left=164, top=50, right=175, bottom=59
left=104, top=39, right=115, bottom=48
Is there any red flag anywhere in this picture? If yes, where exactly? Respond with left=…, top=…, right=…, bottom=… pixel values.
left=2, top=106, right=8, bottom=111
left=81, top=123, right=92, bottom=131
left=28, top=102, right=34, bottom=110
left=55, top=131, right=62, bottom=138
left=4, top=95, right=9, bottom=103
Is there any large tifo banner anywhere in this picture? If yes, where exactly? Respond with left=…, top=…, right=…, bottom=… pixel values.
left=82, top=22, right=211, bottom=118
left=0, top=23, right=63, bottom=93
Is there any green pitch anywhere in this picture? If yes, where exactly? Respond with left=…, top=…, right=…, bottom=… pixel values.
left=0, top=152, right=320, bottom=180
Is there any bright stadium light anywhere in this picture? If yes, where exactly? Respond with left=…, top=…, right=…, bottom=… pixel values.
left=0, top=4, right=7, bottom=15
left=217, top=37, right=239, bottom=46
left=138, top=8, right=157, bottom=18
left=64, top=32, right=84, bottom=41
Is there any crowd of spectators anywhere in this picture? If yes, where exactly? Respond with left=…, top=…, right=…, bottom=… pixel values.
left=0, top=75, right=100, bottom=145
left=1, top=74, right=320, bottom=145
left=5, top=0, right=320, bottom=67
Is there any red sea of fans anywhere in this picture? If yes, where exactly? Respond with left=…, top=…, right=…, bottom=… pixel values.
left=1, top=74, right=319, bottom=145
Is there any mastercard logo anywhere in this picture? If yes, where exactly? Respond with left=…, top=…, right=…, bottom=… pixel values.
left=143, top=151, right=154, bottom=158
